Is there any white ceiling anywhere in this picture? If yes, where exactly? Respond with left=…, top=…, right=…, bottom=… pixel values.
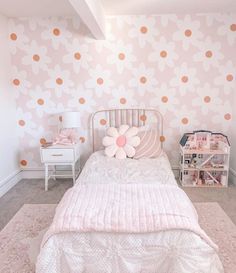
left=0, top=0, right=235, bottom=17
left=101, top=0, right=236, bottom=14
left=0, top=0, right=76, bottom=17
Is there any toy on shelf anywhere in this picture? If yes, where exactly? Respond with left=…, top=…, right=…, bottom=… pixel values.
left=179, top=131, right=230, bottom=188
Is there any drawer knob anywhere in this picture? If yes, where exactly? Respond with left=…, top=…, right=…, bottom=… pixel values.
left=52, top=154, right=63, bottom=157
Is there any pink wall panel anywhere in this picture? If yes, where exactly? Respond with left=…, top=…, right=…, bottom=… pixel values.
left=9, top=14, right=236, bottom=167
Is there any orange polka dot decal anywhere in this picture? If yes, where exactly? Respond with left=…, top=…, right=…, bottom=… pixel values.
left=53, top=28, right=60, bottom=36
left=160, top=135, right=165, bottom=142
left=56, top=77, right=63, bottom=85
left=79, top=137, right=85, bottom=143
left=140, top=76, right=147, bottom=84
left=140, top=26, right=148, bottom=34
left=230, top=24, right=236, bottom=31
left=140, top=115, right=147, bottom=122
left=100, top=119, right=107, bottom=126
left=181, top=117, right=189, bottom=124
left=118, top=53, right=125, bottom=60
left=120, top=97, right=127, bottom=104
left=10, top=33, right=17, bottom=40
left=37, top=98, right=44, bottom=105
left=74, top=52, right=81, bottom=60
left=20, top=160, right=27, bottom=166
left=97, top=78, right=104, bottom=85
left=13, top=79, right=20, bottom=86
left=204, top=96, right=211, bottom=103
left=224, top=113, right=231, bottom=120
left=18, top=120, right=25, bottom=126
left=205, top=50, right=213, bottom=58
left=33, top=54, right=40, bottom=62
left=184, top=29, right=192, bottom=37
left=40, top=138, right=47, bottom=145
left=79, top=97, right=85, bottom=104
left=160, top=50, right=167, bottom=58
left=181, top=76, right=188, bottom=83
left=161, top=96, right=168, bottom=103
left=226, top=74, right=234, bottom=81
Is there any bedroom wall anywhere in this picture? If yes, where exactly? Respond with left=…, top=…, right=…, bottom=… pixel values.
left=230, top=92, right=236, bottom=184
left=0, top=14, right=19, bottom=194
left=8, top=14, right=236, bottom=170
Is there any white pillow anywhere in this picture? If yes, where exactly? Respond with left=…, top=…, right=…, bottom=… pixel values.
left=102, top=124, right=140, bottom=159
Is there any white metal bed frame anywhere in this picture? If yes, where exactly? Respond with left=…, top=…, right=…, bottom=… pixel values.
left=90, top=108, right=163, bottom=152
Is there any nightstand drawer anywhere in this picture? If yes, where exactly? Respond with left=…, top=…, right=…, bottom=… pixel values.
left=41, top=149, right=74, bottom=162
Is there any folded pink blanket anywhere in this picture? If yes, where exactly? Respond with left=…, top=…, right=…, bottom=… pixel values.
left=42, top=184, right=217, bottom=250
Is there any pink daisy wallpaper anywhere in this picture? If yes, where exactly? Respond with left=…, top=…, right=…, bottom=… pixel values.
left=9, top=14, right=236, bottom=168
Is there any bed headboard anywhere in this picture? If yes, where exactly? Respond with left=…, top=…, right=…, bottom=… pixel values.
left=90, top=108, right=163, bottom=152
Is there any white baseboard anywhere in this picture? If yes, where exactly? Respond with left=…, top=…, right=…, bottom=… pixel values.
left=0, top=169, right=22, bottom=198
left=229, top=168, right=236, bottom=185
left=21, top=167, right=44, bottom=179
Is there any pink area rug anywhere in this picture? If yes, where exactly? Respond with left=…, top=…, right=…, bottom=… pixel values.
left=0, top=203, right=236, bottom=273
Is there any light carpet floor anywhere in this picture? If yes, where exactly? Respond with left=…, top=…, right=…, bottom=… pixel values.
left=1, top=179, right=236, bottom=231
left=0, top=203, right=236, bottom=273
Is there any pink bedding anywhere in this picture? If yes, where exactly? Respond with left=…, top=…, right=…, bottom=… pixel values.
left=42, top=183, right=217, bottom=250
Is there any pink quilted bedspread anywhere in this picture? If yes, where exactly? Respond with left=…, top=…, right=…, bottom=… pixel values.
left=42, top=184, right=217, bottom=250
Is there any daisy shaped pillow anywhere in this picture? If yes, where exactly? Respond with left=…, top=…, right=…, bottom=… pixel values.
left=102, top=125, right=141, bottom=159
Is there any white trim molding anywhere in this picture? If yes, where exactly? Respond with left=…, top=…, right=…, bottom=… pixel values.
left=69, top=0, right=106, bottom=39
left=21, top=167, right=45, bottom=179
left=0, top=169, right=22, bottom=198
left=229, top=168, right=236, bottom=185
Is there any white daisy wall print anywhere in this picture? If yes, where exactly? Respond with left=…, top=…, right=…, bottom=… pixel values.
left=9, top=14, right=236, bottom=168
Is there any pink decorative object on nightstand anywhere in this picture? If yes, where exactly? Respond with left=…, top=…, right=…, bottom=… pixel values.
left=53, top=111, right=81, bottom=145
left=53, top=128, right=78, bottom=145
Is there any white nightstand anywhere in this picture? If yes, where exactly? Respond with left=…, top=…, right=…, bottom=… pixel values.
left=40, top=144, right=80, bottom=191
